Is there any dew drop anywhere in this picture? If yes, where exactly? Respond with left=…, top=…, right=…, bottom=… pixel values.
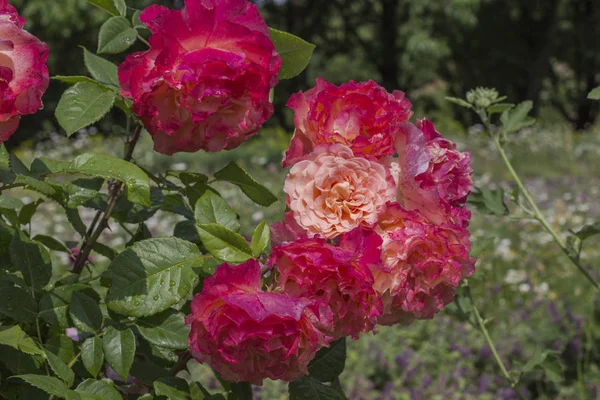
left=153, top=296, right=159, bottom=301
left=169, top=280, right=176, bottom=287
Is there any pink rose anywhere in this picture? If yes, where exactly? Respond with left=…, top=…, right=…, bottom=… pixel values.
left=119, top=0, right=281, bottom=155
left=284, top=79, right=413, bottom=166
left=0, top=0, right=49, bottom=142
left=372, top=203, right=475, bottom=325
left=186, top=260, right=332, bottom=385
left=284, top=144, right=395, bottom=239
left=392, top=119, right=473, bottom=225
left=271, top=229, right=383, bottom=339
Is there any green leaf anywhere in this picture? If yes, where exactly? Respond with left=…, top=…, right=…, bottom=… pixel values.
left=229, top=382, right=253, bottom=400
left=574, top=221, right=600, bottom=241
left=103, top=327, right=136, bottom=381
left=289, top=377, right=344, bottom=400
left=0, top=286, right=38, bottom=323
left=10, top=231, right=52, bottom=290
left=45, top=350, right=75, bottom=387
left=487, top=103, right=514, bottom=115
left=52, top=75, right=107, bottom=87
left=69, top=153, right=151, bottom=207
left=308, top=338, right=346, bottom=382
left=56, top=82, right=116, bottom=137
left=69, top=291, right=104, bottom=333
left=0, top=143, right=15, bottom=183
left=98, top=17, right=137, bottom=54
left=522, top=348, right=564, bottom=382
left=213, top=162, right=278, bottom=206
left=13, top=375, right=69, bottom=397
left=467, top=187, right=509, bottom=216
left=136, top=310, right=190, bottom=350
left=588, top=86, right=600, bottom=100
left=132, top=10, right=145, bottom=29
left=196, top=223, right=253, bottom=264
left=500, top=101, right=536, bottom=133
left=81, top=337, right=104, bottom=378
left=39, top=284, right=91, bottom=327
left=194, top=191, right=240, bottom=232
left=19, top=199, right=43, bottom=225
left=104, top=237, right=202, bottom=317
left=269, top=28, right=315, bottom=80
left=174, top=220, right=200, bottom=244
left=30, top=157, right=71, bottom=176
left=154, top=377, right=191, bottom=400
left=0, top=196, right=23, bottom=209
left=73, top=379, right=122, bottom=400
left=445, top=96, right=473, bottom=109
left=86, top=0, right=122, bottom=16
left=82, top=47, right=119, bottom=86
left=251, top=220, right=270, bottom=256
left=0, top=326, right=44, bottom=356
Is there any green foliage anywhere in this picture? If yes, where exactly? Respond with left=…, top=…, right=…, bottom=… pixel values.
left=214, top=162, right=279, bottom=207
left=87, top=0, right=125, bottom=17
left=196, top=223, right=253, bottom=264
left=136, top=310, right=190, bottom=350
left=500, top=101, right=536, bottom=133
left=289, top=377, right=345, bottom=400
left=308, top=339, right=346, bottom=383
left=81, top=337, right=104, bottom=378
left=269, top=28, right=316, bottom=80
left=102, top=327, right=136, bottom=380
left=194, top=191, right=240, bottom=232
left=251, top=220, right=271, bottom=257
left=468, top=187, right=509, bottom=216
left=82, top=47, right=119, bottom=86
left=97, top=16, right=137, bottom=54
left=69, top=291, right=104, bottom=333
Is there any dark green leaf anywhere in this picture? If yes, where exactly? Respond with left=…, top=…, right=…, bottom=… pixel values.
left=574, top=222, right=600, bottom=241
left=65, top=208, right=88, bottom=237
left=126, top=223, right=153, bottom=247
left=161, top=193, right=193, bottom=218
left=56, top=82, right=116, bottom=137
left=52, top=76, right=108, bottom=87
left=468, top=187, right=509, bottom=216
left=308, top=338, right=346, bottom=382
left=132, top=10, right=145, bottom=29
left=98, top=17, right=137, bottom=54
left=251, top=220, right=270, bottom=256
left=269, top=28, right=315, bottom=80
left=45, top=335, right=77, bottom=364
left=69, top=153, right=151, bottom=207
left=74, top=379, right=122, bottom=400
left=196, top=223, right=253, bottom=264
left=45, top=350, right=75, bottom=387
left=10, top=231, right=52, bottom=290
left=13, top=375, right=69, bottom=397
left=19, top=199, right=43, bottom=225
left=130, top=359, right=170, bottom=384
left=500, top=101, right=536, bottom=133
left=229, top=382, right=253, bottom=400
left=0, top=143, right=15, bottom=183
left=0, top=345, right=44, bottom=374
left=86, top=0, right=120, bottom=16
left=39, top=284, right=91, bottom=327
left=173, top=220, right=200, bottom=244
left=81, top=337, right=104, bottom=378
left=154, top=377, right=191, bottom=400
left=30, top=157, right=70, bottom=176
left=69, top=291, right=103, bottom=333
left=214, top=162, right=278, bottom=206
left=65, top=178, right=104, bottom=208
left=82, top=47, right=119, bottom=86
left=0, top=196, right=23, bottom=209
left=104, top=237, right=202, bottom=317
left=0, top=286, right=37, bottom=323
left=194, top=191, right=240, bottom=232
left=136, top=310, right=190, bottom=350
left=289, top=377, right=344, bottom=400
left=103, top=327, right=136, bottom=381
left=445, top=96, right=473, bottom=109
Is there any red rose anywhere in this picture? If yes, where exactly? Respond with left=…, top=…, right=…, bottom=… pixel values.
left=186, top=260, right=332, bottom=385
left=0, top=0, right=49, bottom=142
left=119, top=0, right=281, bottom=155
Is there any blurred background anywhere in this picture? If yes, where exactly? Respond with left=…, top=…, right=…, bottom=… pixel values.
left=6, top=0, right=600, bottom=398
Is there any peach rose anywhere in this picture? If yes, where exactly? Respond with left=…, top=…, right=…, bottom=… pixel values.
left=284, top=144, right=395, bottom=239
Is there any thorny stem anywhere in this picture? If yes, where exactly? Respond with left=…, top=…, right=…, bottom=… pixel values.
left=72, top=124, right=143, bottom=274
left=465, top=285, right=526, bottom=400
left=482, top=118, right=600, bottom=291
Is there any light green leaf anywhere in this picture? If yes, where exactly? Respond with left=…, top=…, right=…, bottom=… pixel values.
left=81, top=337, right=104, bottom=378
left=154, top=377, right=191, bottom=400
left=114, top=0, right=126, bottom=16
left=194, top=191, right=240, bottom=232
left=196, top=223, right=253, bottom=264
left=251, top=220, right=270, bottom=256
left=445, top=96, right=473, bottom=109
left=0, top=326, right=44, bottom=356
left=68, top=153, right=151, bottom=207
left=269, top=28, right=315, bottom=80
left=132, top=10, right=145, bottom=29
left=10, top=231, right=52, bottom=290
left=214, top=162, right=278, bottom=206
left=500, top=100, right=536, bottom=133
left=588, top=86, right=600, bottom=100
left=103, top=327, right=136, bottom=381
left=69, top=291, right=104, bottom=333
left=56, top=82, right=116, bottom=137
left=136, top=310, right=190, bottom=350
left=13, top=375, right=69, bottom=397
left=82, top=47, right=119, bottom=86
left=0, top=196, right=23, bottom=209
left=0, top=286, right=38, bottom=323
left=98, top=17, right=137, bottom=54
left=487, top=103, right=515, bottom=115
left=45, top=350, right=75, bottom=387
left=104, top=237, right=202, bottom=317
left=74, top=379, right=122, bottom=400
left=289, top=377, right=344, bottom=400
left=308, top=338, right=346, bottom=382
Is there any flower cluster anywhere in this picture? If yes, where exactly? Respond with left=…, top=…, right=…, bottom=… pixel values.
left=119, top=0, right=280, bottom=155
left=187, top=78, right=475, bottom=384
left=0, top=0, right=49, bottom=143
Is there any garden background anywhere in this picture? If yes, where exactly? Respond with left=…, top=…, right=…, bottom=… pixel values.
left=4, top=0, right=600, bottom=398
